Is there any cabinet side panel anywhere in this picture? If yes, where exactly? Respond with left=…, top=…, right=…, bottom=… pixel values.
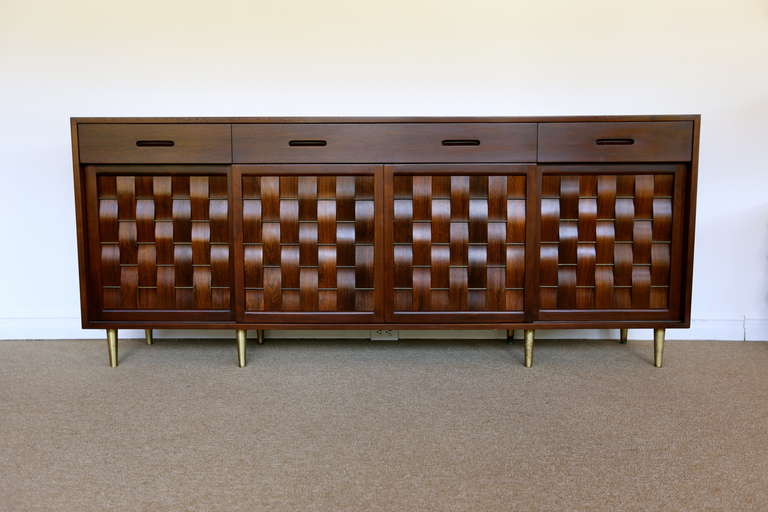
left=71, top=120, right=91, bottom=326
left=681, top=117, right=700, bottom=325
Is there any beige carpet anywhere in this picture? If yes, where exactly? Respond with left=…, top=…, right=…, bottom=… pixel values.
left=1, top=339, right=767, bottom=511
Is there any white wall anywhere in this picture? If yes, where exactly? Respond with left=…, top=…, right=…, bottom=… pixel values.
left=2, top=0, right=767, bottom=341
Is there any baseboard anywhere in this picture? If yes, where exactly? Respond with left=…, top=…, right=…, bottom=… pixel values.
left=0, top=317, right=763, bottom=341
left=744, top=319, right=768, bottom=341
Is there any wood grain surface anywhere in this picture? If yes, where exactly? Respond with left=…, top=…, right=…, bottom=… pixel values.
left=241, top=173, right=376, bottom=313
left=79, top=124, right=231, bottom=164
left=391, top=172, right=525, bottom=311
left=538, top=122, right=693, bottom=162
left=95, top=173, right=232, bottom=311
left=71, top=117, right=699, bottom=329
left=232, top=123, right=537, bottom=163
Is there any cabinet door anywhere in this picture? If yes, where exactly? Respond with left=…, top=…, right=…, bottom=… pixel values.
left=385, top=164, right=535, bottom=323
left=84, top=166, right=233, bottom=322
left=537, top=165, right=686, bottom=321
left=234, top=165, right=382, bottom=323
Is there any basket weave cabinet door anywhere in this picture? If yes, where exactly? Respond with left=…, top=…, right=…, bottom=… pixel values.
left=537, top=165, right=687, bottom=321
left=385, top=164, right=535, bottom=323
left=234, top=165, right=383, bottom=323
left=84, top=166, right=234, bottom=322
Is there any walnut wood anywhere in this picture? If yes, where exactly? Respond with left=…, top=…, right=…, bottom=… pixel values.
left=236, top=164, right=381, bottom=323
left=538, top=122, right=693, bottom=162
left=79, top=124, right=231, bottom=164
left=84, top=165, right=234, bottom=322
left=70, top=119, right=89, bottom=324
left=73, top=115, right=700, bottom=124
left=537, top=165, right=685, bottom=321
left=384, top=164, right=532, bottom=323
left=682, top=117, right=701, bottom=325
left=71, top=116, right=699, bottom=331
left=84, top=319, right=687, bottom=330
left=232, top=123, right=537, bottom=163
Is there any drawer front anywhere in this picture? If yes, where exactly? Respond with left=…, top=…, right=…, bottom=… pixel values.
left=538, top=122, right=693, bottom=162
left=385, top=164, right=534, bottom=323
left=537, top=165, right=686, bottom=321
left=233, top=123, right=537, bottom=163
left=79, top=124, right=231, bottom=163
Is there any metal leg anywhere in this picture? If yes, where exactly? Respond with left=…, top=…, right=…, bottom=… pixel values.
left=654, top=328, right=665, bottom=368
left=619, top=328, right=628, bottom=344
left=236, top=329, right=247, bottom=368
left=506, top=329, right=515, bottom=344
left=107, top=329, right=118, bottom=368
left=145, top=329, right=154, bottom=345
left=523, top=329, right=534, bottom=368
left=257, top=329, right=264, bottom=345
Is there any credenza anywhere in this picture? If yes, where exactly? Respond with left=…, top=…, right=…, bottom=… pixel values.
left=70, top=116, right=700, bottom=368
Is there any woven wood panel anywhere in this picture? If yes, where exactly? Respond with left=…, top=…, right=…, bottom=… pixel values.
left=97, top=175, right=231, bottom=309
left=242, top=175, right=375, bottom=312
left=392, top=175, right=526, bottom=312
left=540, top=174, right=673, bottom=310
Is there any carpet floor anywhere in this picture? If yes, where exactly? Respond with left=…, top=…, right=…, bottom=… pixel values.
left=0, top=339, right=767, bottom=511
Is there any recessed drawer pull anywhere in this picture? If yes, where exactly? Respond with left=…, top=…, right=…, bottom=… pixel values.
left=136, top=140, right=175, bottom=147
left=595, top=138, right=635, bottom=146
left=442, top=139, right=481, bottom=146
left=289, top=139, right=327, bottom=147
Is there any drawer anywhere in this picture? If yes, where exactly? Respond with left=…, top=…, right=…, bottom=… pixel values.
left=538, top=122, right=693, bottom=162
left=78, top=124, right=231, bottom=163
left=232, top=123, right=537, bottom=163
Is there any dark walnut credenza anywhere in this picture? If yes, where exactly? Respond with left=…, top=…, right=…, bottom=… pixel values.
left=70, top=116, right=700, bottom=368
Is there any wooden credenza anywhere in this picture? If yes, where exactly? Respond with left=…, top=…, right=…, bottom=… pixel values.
left=71, top=116, right=700, bottom=367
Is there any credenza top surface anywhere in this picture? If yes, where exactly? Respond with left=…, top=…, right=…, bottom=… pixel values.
left=71, top=115, right=700, bottom=124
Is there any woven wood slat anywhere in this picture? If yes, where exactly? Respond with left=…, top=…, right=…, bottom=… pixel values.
left=540, top=173, right=674, bottom=310
left=393, top=174, right=526, bottom=312
left=97, top=175, right=231, bottom=310
left=242, top=175, right=375, bottom=312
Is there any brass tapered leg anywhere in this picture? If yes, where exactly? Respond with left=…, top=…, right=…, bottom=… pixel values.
left=257, top=329, right=264, bottom=345
left=506, top=329, right=515, bottom=344
left=654, top=328, right=665, bottom=368
left=523, top=329, right=534, bottom=368
left=236, top=329, right=247, bottom=368
left=106, top=329, right=118, bottom=368
left=145, top=329, right=153, bottom=345
left=619, top=328, right=628, bottom=344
